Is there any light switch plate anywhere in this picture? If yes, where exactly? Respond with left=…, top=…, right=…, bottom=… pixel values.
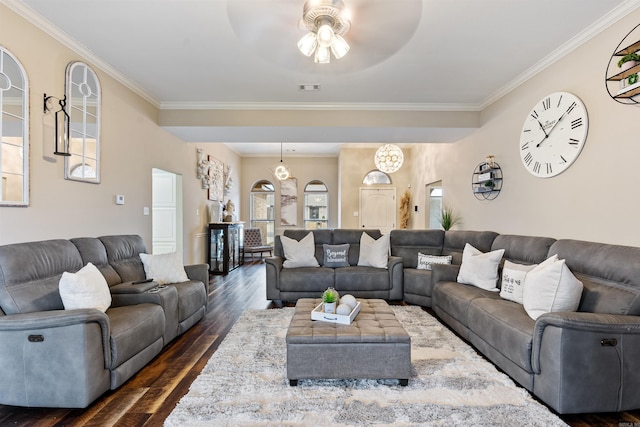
left=115, top=195, right=125, bottom=205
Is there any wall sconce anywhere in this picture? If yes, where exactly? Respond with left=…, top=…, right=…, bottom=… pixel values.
left=43, top=93, right=71, bottom=156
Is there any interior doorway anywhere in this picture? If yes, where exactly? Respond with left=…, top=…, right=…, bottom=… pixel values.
left=152, top=168, right=183, bottom=254
left=425, top=181, right=443, bottom=229
left=359, top=187, right=396, bottom=233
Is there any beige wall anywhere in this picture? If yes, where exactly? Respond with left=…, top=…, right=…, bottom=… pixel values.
left=410, top=8, right=640, bottom=247
left=0, top=4, right=242, bottom=264
left=240, top=156, right=338, bottom=235
left=339, top=146, right=413, bottom=229
left=2, top=1, right=639, bottom=257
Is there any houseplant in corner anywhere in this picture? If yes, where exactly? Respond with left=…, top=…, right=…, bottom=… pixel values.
left=440, top=206, right=462, bottom=231
left=322, top=287, right=340, bottom=313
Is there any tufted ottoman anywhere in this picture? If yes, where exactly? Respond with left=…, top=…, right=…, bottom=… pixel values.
left=286, top=298, right=411, bottom=386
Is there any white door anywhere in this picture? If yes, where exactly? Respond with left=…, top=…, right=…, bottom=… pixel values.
left=359, top=188, right=396, bottom=233
left=152, top=168, right=182, bottom=254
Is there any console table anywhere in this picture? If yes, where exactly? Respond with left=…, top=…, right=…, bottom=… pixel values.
left=207, top=222, right=244, bottom=275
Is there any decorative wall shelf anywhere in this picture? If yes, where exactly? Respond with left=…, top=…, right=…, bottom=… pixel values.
left=605, top=23, right=640, bottom=105
left=472, top=162, right=502, bottom=201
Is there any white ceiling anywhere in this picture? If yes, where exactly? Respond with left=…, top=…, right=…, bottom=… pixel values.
left=10, top=0, right=638, bottom=155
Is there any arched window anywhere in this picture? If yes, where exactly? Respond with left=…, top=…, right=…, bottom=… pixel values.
left=362, top=170, right=392, bottom=185
left=304, top=180, right=328, bottom=230
left=0, top=46, right=29, bottom=206
left=250, top=180, right=275, bottom=244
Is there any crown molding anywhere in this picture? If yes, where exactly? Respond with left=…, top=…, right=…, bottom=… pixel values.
left=5, top=0, right=639, bottom=115
left=1, top=0, right=160, bottom=108
left=158, top=101, right=482, bottom=112
left=480, top=0, right=640, bottom=109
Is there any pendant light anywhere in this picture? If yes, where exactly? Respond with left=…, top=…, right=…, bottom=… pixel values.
left=274, top=142, right=291, bottom=181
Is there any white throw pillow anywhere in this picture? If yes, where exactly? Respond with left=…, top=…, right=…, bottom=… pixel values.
left=499, top=259, right=545, bottom=304
left=357, top=232, right=390, bottom=269
left=457, top=243, right=505, bottom=292
left=523, top=256, right=583, bottom=320
left=139, top=251, right=189, bottom=285
left=59, top=262, right=111, bottom=312
left=417, top=253, right=452, bottom=270
left=281, top=232, right=320, bottom=268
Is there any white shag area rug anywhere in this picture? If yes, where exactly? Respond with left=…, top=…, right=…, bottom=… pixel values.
left=165, top=306, right=567, bottom=427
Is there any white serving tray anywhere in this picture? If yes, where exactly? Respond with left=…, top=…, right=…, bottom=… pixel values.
left=311, top=301, right=361, bottom=325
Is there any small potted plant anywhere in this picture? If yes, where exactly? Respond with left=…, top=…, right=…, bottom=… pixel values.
left=322, top=287, right=339, bottom=313
left=618, top=52, right=640, bottom=72
left=439, top=206, right=462, bottom=231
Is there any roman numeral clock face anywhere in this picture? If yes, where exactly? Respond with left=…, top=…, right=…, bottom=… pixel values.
left=520, top=92, right=588, bottom=178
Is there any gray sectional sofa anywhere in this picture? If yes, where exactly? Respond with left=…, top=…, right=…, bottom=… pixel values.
left=266, top=229, right=403, bottom=302
left=0, top=235, right=208, bottom=408
left=269, top=228, right=640, bottom=414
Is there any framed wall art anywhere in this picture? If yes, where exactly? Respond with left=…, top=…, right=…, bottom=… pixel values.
left=208, top=156, right=224, bottom=201
left=280, top=178, right=297, bottom=226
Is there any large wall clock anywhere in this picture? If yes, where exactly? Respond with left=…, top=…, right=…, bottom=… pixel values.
left=519, top=92, right=589, bottom=178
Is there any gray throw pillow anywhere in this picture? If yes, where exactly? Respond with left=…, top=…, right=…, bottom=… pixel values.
left=323, top=244, right=350, bottom=268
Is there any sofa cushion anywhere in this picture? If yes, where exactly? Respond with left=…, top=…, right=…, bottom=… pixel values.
left=278, top=267, right=334, bottom=292
left=139, top=252, right=189, bottom=284
left=457, top=244, right=504, bottom=291
left=500, top=260, right=537, bottom=304
left=523, top=256, right=583, bottom=320
left=335, top=266, right=391, bottom=292
left=442, top=230, right=498, bottom=264
left=59, top=262, right=112, bottom=312
left=99, top=235, right=147, bottom=282
left=467, top=297, right=536, bottom=373
left=322, top=244, right=350, bottom=268
left=417, top=253, right=452, bottom=270
left=432, top=281, right=502, bottom=328
left=491, top=234, right=556, bottom=265
left=390, top=229, right=445, bottom=268
left=106, top=303, right=165, bottom=369
left=332, top=229, right=381, bottom=266
left=71, top=237, right=123, bottom=286
left=0, top=239, right=82, bottom=314
left=173, top=280, right=207, bottom=322
left=357, top=232, right=389, bottom=269
left=549, top=239, right=640, bottom=315
left=281, top=232, right=320, bottom=268
left=404, top=268, right=435, bottom=297
left=279, top=229, right=333, bottom=264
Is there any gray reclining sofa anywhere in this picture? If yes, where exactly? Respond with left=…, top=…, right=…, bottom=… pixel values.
left=266, top=229, right=403, bottom=303
left=271, top=228, right=640, bottom=414
left=392, top=229, right=640, bottom=414
left=0, top=235, right=208, bottom=408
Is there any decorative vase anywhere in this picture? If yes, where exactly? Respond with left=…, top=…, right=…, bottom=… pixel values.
left=324, top=302, right=336, bottom=313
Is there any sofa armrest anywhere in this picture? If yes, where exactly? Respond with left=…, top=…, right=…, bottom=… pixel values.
left=184, top=263, right=210, bottom=294
left=265, top=256, right=283, bottom=301
left=532, top=311, right=640, bottom=374
left=531, top=311, right=640, bottom=412
left=388, top=256, right=404, bottom=300
left=0, top=309, right=111, bottom=368
left=431, top=263, right=461, bottom=285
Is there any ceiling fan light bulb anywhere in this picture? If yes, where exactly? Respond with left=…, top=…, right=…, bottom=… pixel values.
left=314, top=45, right=331, bottom=63
left=317, top=23, right=334, bottom=48
left=298, top=32, right=318, bottom=57
left=330, top=35, right=350, bottom=59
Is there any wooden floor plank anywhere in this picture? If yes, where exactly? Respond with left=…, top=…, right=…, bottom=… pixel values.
left=1, top=258, right=639, bottom=426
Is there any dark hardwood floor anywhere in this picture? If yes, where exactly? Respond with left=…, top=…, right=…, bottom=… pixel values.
left=0, top=259, right=638, bottom=426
